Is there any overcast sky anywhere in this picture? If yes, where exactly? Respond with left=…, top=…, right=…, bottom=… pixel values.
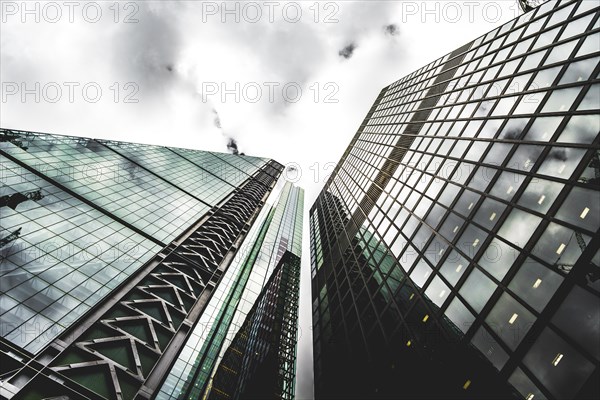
left=1, top=1, right=529, bottom=397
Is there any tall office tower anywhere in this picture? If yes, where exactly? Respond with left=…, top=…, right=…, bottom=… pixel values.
left=310, top=1, right=600, bottom=399
left=157, top=182, right=303, bottom=399
left=0, top=128, right=302, bottom=400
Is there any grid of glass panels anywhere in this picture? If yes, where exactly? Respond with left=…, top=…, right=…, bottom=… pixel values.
left=157, top=182, right=304, bottom=399
left=311, top=1, right=599, bottom=398
left=99, top=140, right=251, bottom=207
left=173, top=148, right=253, bottom=187
left=0, top=156, right=161, bottom=353
left=0, top=129, right=270, bottom=358
left=0, top=133, right=210, bottom=243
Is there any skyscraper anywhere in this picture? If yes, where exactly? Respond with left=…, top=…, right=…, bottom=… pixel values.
left=158, top=182, right=303, bottom=399
left=0, top=128, right=303, bottom=400
left=310, top=1, right=599, bottom=399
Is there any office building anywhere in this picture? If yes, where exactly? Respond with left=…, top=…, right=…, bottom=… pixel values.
left=158, top=182, right=303, bottom=399
left=310, top=1, right=599, bottom=398
left=0, top=128, right=302, bottom=400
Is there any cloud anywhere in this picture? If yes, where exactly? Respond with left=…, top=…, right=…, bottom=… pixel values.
left=212, top=109, right=222, bottom=129
left=338, top=43, right=357, bottom=59
left=226, top=138, right=240, bottom=155
left=384, top=24, right=400, bottom=36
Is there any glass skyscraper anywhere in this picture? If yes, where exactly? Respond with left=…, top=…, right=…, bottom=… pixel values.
left=0, top=128, right=303, bottom=400
left=158, top=182, right=303, bottom=399
left=310, top=1, right=599, bottom=399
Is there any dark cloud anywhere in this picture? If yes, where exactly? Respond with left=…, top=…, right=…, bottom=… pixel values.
left=212, top=109, right=222, bottom=129
left=502, top=128, right=521, bottom=139
left=227, top=138, right=240, bottom=155
left=211, top=108, right=244, bottom=155
left=384, top=24, right=399, bottom=36
left=338, top=43, right=357, bottom=60
left=549, top=149, right=568, bottom=162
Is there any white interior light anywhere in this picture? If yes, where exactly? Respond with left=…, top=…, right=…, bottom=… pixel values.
left=439, top=290, right=446, bottom=298
left=506, top=186, right=514, bottom=194
left=526, top=394, right=535, bottom=400
left=508, top=313, right=519, bottom=324
left=533, top=278, right=542, bottom=289
left=456, top=264, right=463, bottom=273
left=473, top=239, right=480, bottom=247
left=556, top=243, right=566, bottom=255
left=558, top=164, right=566, bottom=174
left=538, top=195, right=546, bottom=205
left=580, top=207, right=590, bottom=219
left=490, top=212, right=497, bottom=221
left=552, top=353, right=563, bottom=366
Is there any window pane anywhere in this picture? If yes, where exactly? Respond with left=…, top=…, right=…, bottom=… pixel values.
left=444, top=297, right=475, bottom=334
left=509, top=258, right=564, bottom=313
left=486, top=292, right=536, bottom=350
left=523, top=328, right=595, bottom=399
left=471, top=326, right=509, bottom=370
left=517, top=178, right=564, bottom=214
left=552, top=285, right=600, bottom=360
left=479, top=238, right=520, bottom=282
left=459, top=268, right=497, bottom=313
left=497, top=209, right=542, bottom=250
left=555, top=186, right=600, bottom=232
left=508, top=367, right=548, bottom=400
left=557, top=115, right=600, bottom=144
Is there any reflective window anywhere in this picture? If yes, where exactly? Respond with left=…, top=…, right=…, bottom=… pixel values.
left=508, top=367, right=547, bottom=400
left=464, top=141, right=489, bottom=162
left=541, top=86, right=581, bottom=112
left=489, top=171, right=527, bottom=202
left=524, top=116, right=563, bottom=141
left=532, top=222, right=591, bottom=268
left=529, top=66, right=562, bottom=90
left=454, top=189, right=481, bottom=218
left=537, top=147, right=586, bottom=180
left=509, top=258, right=564, bottom=313
left=577, top=83, right=600, bottom=110
left=498, top=118, right=529, bottom=140
left=440, top=250, right=469, bottom=286
left=545, top=39, right=579, bottom=65
left=552, top=285, right=600, bottom=360
left=523, top=328, right=595, bottom=399
left=483, top=143, right=513, bottom=166
left=473, top=197, right=506, bottom=231
left=459, top=268, right=497, bottom=313
left=507, top=145, right=544, bottom=173
left=558, top=57, right=599, bottom=85
left=559, top=14, right=596, bottom=41
left=444, top=297, right=475, bottom=334
left=471, top=326, right=509, bottom=370
left=479, top=238, right=520, bottom=282
left=557, top=115, right=600, bottom=144
left=424, top=275, right=451, bottom=308
left=497, top=209, right=542, bottom=250
left=517, top=178, right=564, bottom=214
left=486, top=292, right=536, bottom=350
left=409, top=259, right=433, bottom=289
left=555, top=186, right=600, bottom=232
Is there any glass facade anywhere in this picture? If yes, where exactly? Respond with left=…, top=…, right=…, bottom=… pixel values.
left=157, top=182, right=304, bottom=399
left=0, top=129, right=302, bottom=400
left=310, top=1, right=600, bottom=399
